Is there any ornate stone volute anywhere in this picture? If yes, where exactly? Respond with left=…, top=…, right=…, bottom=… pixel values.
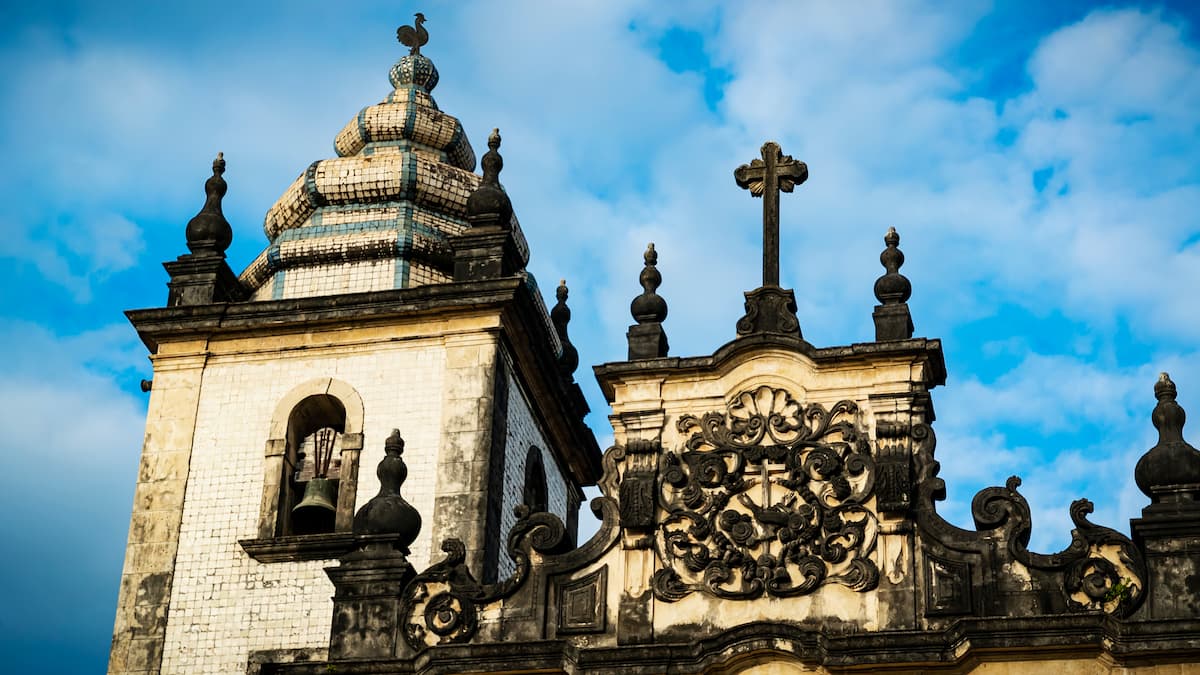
left=872, top=227, right=914, bottom=341
left=1135, top=374, right=1200, bottom=510
left=185, top=152, right=233, bottom=255
left=352, top=429, right=422, bottom=552
left=626, top=243, right=669, bottom=359
left=164, top=153, right=245, bottom=306
left=453, top=129, right=528, bottom=281
left=551, top=279, right=579, bottom=378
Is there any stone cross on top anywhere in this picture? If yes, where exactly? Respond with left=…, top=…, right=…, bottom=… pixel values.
left=732, top=141, right=808, bottom=338
left=734, top=141, right=808, bottom=287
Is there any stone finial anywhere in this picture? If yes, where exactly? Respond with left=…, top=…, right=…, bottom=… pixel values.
left=465, top=128, right=513, bottom=228
left=627, top=243, right=669, bottom=359
left=1135, top=373, right=1200, bottom=506
left=631, top=244, right=668, bottom=324
left=184, top=152, right=233, bottom=255
left=874, top=227, right=912, bottom=304
left=551, top=279, right=579, bottom=378
left=482, top=128, right=503, bottom=184
left=872, top=226, right=914, bottom=341
left=452, top=128, right=526, bottom=280
left=352, top=429, right=421, bottom=552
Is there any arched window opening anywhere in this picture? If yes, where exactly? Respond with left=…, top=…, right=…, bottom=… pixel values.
left=281, top=394, right=347, bottom=536
left=523, top=446, right=548, bottom=514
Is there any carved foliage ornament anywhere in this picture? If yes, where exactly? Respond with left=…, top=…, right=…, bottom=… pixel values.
left=652, top=386, right=879, bottom=601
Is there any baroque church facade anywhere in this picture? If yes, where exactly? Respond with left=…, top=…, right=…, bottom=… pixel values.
left=109, top=20, right=1200, bottom=675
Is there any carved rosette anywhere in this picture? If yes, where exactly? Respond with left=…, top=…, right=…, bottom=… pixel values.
left=652, top=386, right=879, bottom=601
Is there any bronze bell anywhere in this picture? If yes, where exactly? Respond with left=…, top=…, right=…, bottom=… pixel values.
left=292, top=477, right=338, bottom=534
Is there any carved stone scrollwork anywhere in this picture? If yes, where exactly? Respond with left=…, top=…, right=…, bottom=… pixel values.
left=620, top=470, right=657, bottom=530
left=736, top=286, right=801, bottom=337
left=652, top=386, right=878, bottom=601
left=968, top=477, right=1148, bottom=618
left=1036, top=498, right=1147, bottom=618
left=399, top=508, right=570, bottom=651
left=874, top=420, right=912, bottom=513
left=401, top=539, right=481, bottom=648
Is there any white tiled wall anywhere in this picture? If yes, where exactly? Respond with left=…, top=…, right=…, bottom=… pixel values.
left=160, top=342, right=444, bottom=675
left=495, top=359, right=571, bottom=579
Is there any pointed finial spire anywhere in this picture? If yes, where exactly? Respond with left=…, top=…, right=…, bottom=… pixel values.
left=351, top=429, right=421, bottom=553
left=184, top=152, right=233, bottom=255
left=482, top=128, right=503, bottom=185
left=872, top=226, right=914, bottom=341
left=627, top=243, right=669, bottom=359
left=1135, top=373, right=1200, bottom=506
left=874, top=227, right=911, bottom=304
left=551, top=279, right=579, bottom=378
left=632, top=244, right=668, bottom=324
left=465, top=128, right=513, bottom=229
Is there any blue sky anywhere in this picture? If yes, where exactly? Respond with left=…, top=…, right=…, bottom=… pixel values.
left=2, top=2, right=1199, bottom=672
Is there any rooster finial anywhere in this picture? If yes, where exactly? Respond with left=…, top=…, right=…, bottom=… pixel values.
left=397, top=12, right=429, bottom=56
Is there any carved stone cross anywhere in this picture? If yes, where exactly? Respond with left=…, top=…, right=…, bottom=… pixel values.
left=734, top=141, right=808, bottom=287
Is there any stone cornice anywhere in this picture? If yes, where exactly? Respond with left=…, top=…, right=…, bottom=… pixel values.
left=593, top=333, right=947, bottom=403
left=127, top=275, right=601, bottom=486
left=251, top=614, right=1200, bottom=674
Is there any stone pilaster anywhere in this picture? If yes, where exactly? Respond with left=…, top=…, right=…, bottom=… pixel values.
left=432, top=332, right=501, bottom=579
left=108, top=347, right=207, bottom=675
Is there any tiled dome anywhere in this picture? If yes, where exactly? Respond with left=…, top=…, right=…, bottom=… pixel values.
left=240, top=51, right=526, bottom=300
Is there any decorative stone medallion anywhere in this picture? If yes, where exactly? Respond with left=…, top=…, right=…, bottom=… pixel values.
left=652, top=386, right=879, bottom=601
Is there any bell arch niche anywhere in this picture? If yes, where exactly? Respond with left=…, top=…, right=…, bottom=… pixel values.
left=241, top=378, right=365, bottom=563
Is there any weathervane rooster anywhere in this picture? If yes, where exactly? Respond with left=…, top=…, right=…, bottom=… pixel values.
left=397, top=13, right=429, bottom=55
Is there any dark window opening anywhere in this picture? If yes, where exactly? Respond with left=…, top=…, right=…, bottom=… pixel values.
left=523, top=446, right=548, bottom=514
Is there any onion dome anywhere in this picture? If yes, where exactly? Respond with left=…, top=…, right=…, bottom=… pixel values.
left=1135, top=373, right=1200, bottom=505
left=239, top=21, right=528, bottom=300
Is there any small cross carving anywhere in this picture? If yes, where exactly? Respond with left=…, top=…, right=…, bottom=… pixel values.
left=734, top=142, right=808, bottom=287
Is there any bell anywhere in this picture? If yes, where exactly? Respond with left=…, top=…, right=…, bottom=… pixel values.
left=292, top=477, right=338, bottom=534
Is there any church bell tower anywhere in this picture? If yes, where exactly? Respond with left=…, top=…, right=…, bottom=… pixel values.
left=108, top=19, right=599, bottom=675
